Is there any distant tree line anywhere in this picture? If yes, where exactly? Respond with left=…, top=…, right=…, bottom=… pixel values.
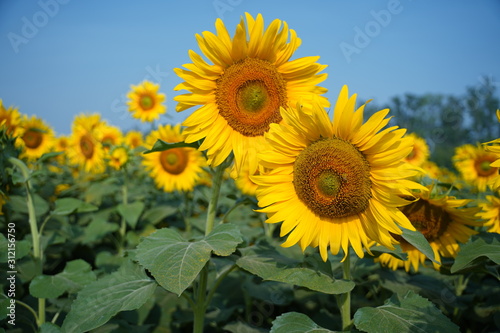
left=364, top=77, right=500, bottom=170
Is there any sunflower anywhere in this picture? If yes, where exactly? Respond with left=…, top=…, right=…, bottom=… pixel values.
left=404, top=133, right=429, bottom=167
left=377, top=184, right=482, bottom=272
left=174, top=13, right=329, bottom=178
left=108, top=146, right=129, bottom=170
left=482, top=109, right=500, bottom=192
left=453, top=143, right=498, bottom=192
left=67, top=114, right=106, bottom=174
left=252, top=86, right=426, bottom=261
left=18, top=115, right=55, bottom=160
left=124, top=130, right=144, bottom=149
left=127, top=81, right=166, bottom=122
left=98, top=123, right=123, bottom=151
left=0, top=100, right=22, bottom=137
left=142, top=124, right=207, bottom=192
left=233, top=161, right=259, bottom=196
left=477, top=195, right=500, bottom=234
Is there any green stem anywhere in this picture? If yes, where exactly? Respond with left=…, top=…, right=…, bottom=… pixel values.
left=205, top=264, right=238, bottom=307
left=193, top=264, right=209, bottom=333
left=15, top=299, right=39, bottom=323
left=339, top=250, right=352, bottom=331
left=118, top=182, right=128, bottom=254
left=205, top=158, right=231, bottom=236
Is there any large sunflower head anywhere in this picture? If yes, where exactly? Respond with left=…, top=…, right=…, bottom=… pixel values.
left=0, top=99, right=23, bottom=137
left=18, top=115, right=55, bottom=161
left=453, top=143, right=498, bottom=192
left=404, top=133, right=430, bottom=167
left=252, top=86, right=426, bottom=261
left=477, top=195, right=500, bottom=234
left=377, top=184, right=482, bottom=272
left=127, top=81, right=166, bottom=123
left=66, top=114, right=106, bottom=174
left=174, top=13, right=329, bottom=178
left=142, top=124, right=207, bottom=192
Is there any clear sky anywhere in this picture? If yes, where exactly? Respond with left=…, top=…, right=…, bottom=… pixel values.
left=1, top=0, right=499, bottom=135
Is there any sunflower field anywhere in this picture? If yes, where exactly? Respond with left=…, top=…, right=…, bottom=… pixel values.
left=1, top=13, right=500, bottom=333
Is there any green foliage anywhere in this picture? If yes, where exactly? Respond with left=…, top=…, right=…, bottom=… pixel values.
left=143, top=139, right=200, bottom=154
left=136, top=224, right=243, bottom=296
left=353, top=291, right=460, bottom=333
left=270, top=312, right=336, bottom=333
left=451, top=232, right=500, bottom=274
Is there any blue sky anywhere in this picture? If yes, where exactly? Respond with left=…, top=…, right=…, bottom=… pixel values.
left=1, top=0, right=499, bottom=135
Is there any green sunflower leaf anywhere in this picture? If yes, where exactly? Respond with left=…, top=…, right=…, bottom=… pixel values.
left=270, top=312, right=337, bottom=333
left=142, top=139, right=199, bottom=154
left=53, top=197, right=98, bottom=215
left=353, top=290, right=459, bottom=333
left=399, top=226, right=438, bottom=264
left=30, top=259, right=96, bottom=298
left=236, top=244, right=354, bottom=295
left=450, top=232, right=500, bottom=274
left=136, top=223, right=243, bottom=296
left=61, top=260, right=157, bottom=333
left=117, top=201, right=145, bottom=229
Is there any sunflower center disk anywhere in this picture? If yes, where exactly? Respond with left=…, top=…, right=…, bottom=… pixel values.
left=80, top=135, right=95, bottom=159
left=475, top=157, right=497, bottom=177
left=139, top=95, right=155, bottom=110
left=293, top=138, right=372, bottom=219
left=400, top=200, right=450, bottom=242
left=160, top=148, right=188, bottom=175
left=215, top=58, right=287, bottom=137
left=22, top=129, right=43, bottom=149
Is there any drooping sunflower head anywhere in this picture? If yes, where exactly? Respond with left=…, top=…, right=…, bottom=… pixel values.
left=377, top=184, right=482, bottom=272
left=404, top=133, right=430, bottom=167
left=127, top=81, right=166, bottom=123
left=174, top=12, right=329, bottom=177
left=17, top=115, right=55, bottom=161
left=124, top=130, right=144, bottom=149
left=67, top=114, right=106, bottom=174
left=453, top=143, right=499, bottom=192
left=142, top=124, right=207, bottom=192
left=252, top=86, right=426, bottom=261
left=0, top=99, right=23, bottom=137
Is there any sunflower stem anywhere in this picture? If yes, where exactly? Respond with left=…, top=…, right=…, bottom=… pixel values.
left=192, top=264, right=209, bottom=333
left=205, top=156, right=232, bottom=236
left=339, top=250, right=352, bottom=331
left=119, top=182, right=128, bottom=254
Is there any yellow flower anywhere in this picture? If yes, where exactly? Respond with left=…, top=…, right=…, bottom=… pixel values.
left=482, top=109, right=500, bottom=192
left=477, top=195, right=500, bottom=234
left=127, top=81, right=166, bottom=122
left=174, top=13, right=329, bottom=178
left=404, top=133, right=429, bottom=167
left=18, top=115, right=55, bottom=161
left=142, top=124, right=207, bottom=192
left=124, top=130, right=144, bottom=149
left=233, top=161, right=259, bottom=196
left=453, top=143, right=498, bottom=192
left=252, top=86, right=425, bottom=261
left=377, top=184, right=482, bottom=272
left=108, top=146, right=129, bottom=170
left=98, top=123, right=123, bottom=150
left=0, top=99, right=22, bottom=137
left=67, top=114, right=106, bottom=174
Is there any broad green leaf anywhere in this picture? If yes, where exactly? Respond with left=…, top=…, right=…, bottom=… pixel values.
left=353, top=290, right=459, bottom=333
left=142, top=205, right=178, bottom=225
left=369, top=244, right=407, bottom=261
left=0, top=299, right=11, bottom=321
left=61, top=260, right=157, bottom=333
left=30, top=259, right=96, bottom=298
left=136, top=224, right=242, bottom=296
left=270, top=312, right=336, bottom=333
left=52, top=198, right=98, bottom=215
left=236, top=244, right=354, bottom=295
left=37, top=151, right=63, bottom=163
left=451, top=233, right=500, bottom=273
left=224, top=321, right=268, bottom=333
left=39, top=322, right=62, bottom=333
left=82, top=216, right=119, bottom=244
left=6, top=194, right=49, bottom=216
left=117, top=201, right=145, bottom=228
left=0, top=234, right=31, bottom=262
left=143, top=139, right=199, bottom=154
left=400, top=227, right=438, bottom=264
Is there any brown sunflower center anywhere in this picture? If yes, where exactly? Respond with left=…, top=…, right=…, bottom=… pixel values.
left=139, top=95, right=155, bottom=110
left=160, top=148, right=188, bottom=175
left=80, top=134, right=95, bottom=159
left=215, top=57, right=287, bottom=137
left=475, top=155, right=497, bottom=177
left=22, top=129, right=43, bottom=149
left=293, top=137, right=372, bottom=219
left=399, top=200, right=450, bottom=242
